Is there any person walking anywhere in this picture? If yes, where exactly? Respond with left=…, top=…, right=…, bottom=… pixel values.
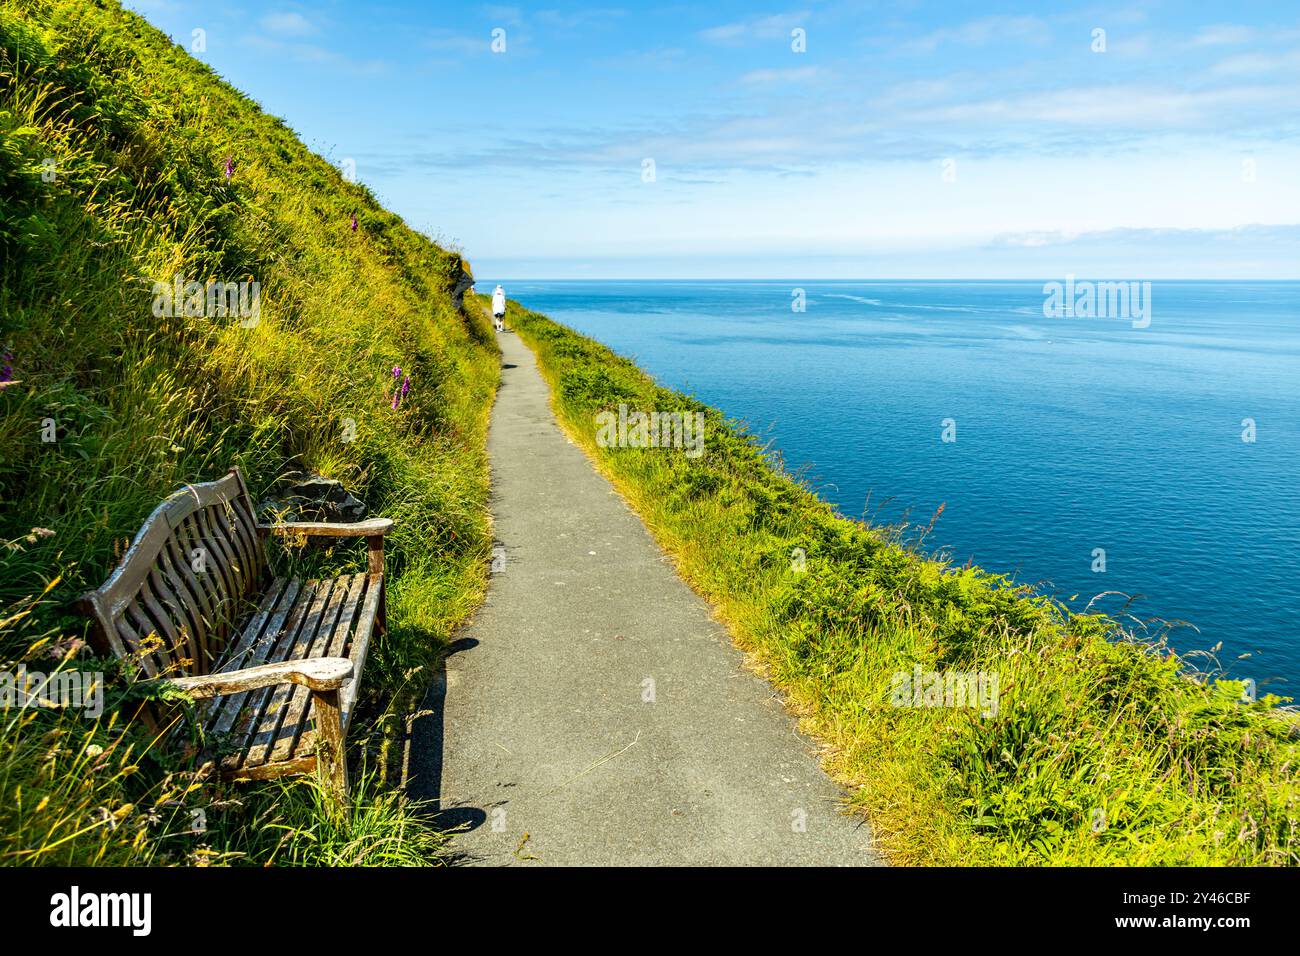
left=492, top=284, right=506, bottom=332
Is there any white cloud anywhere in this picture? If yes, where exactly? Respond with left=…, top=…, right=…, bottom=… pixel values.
left=260, top=11, right=317, bottom=38
left=244, top=35, right=387, bottom=76
left=534, top=8, right=625, bottom=30
left=874, top=77, right=959, bottom=105
left=700, top=12, right=808, bottom=46
left=483, top=5, right=524, bottom=28
left=738, top=65, right=825, bottom=85
left=908, top=82, right=1295, bottom=130
left=1210, top=48, right=1300, bottom=76
left=426, top=29, right=491, bottom=56
left=908, top=15, right=1050, bottom=52
left=1189, top=24, right=1254, bottom=47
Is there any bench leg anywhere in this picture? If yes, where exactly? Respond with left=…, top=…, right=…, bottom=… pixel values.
left=312, top=688, right=349, bottom=818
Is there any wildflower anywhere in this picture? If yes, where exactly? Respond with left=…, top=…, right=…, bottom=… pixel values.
left=350, top=212, right=358, bottom=232
left=392, top=374, right=410, bottom=409
left=1, top=351, right=12, bottom=383
left=223, top=156, right=234, bottom=181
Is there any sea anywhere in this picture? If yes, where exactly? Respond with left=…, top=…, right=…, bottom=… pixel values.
left=488, top=279, right=1300, bottom=692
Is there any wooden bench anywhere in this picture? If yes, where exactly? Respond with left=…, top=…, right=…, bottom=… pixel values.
left=77, top=467, right=390, bottom=806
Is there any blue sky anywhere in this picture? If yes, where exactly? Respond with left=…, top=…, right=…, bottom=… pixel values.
left=126, top=1, right=1300, bottom=278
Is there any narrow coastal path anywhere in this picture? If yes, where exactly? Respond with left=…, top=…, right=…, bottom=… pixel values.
left=411, top=325, right=881, bottom=866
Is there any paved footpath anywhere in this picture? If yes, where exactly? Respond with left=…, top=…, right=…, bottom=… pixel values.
left=410, top=325, right=881, bottom=866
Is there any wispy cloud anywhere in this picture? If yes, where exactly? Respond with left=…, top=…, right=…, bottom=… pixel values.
left=483, top=5, right=524, bottom=28
left=368, top=62, right=1300, bottom=181
left=1210, top=48, right=1300, bottom=76
left=905, top=81, right=1299, bottom=131
left=738, top=65, right=825, bottom=85
left=259, top=11, right=317, bottom=37
left=603, top=46, right=687, bottom=69
left=700, top=11, right=809, bottom=46
left=534, top=7, right=626, bottom=31
left=907, top=15, right=1051, bottom=52
left=244, top=34, right=388, bottom=76
left=425, top=28, right=491, bottom=57
left=988, top=223, right=1300, bottom=249
left=1188, top=23, right=1255, bottom=47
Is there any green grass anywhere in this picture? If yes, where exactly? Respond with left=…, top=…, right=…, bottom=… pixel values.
left=0, top=0, right=497, bottom=865
left=505, top=297, right=1300, bottom=866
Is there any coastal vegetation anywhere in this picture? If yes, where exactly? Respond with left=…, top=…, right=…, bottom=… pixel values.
left=0, top=0, right=497, bottom=865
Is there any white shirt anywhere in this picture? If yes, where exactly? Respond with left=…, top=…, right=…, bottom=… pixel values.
left=492, top=287, right=506, bottom=315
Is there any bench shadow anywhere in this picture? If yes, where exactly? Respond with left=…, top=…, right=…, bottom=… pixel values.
left=407, top=635, right=486, bottom=862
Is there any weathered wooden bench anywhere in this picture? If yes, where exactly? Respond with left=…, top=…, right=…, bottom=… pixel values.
left=77, top=467, right=390, bottom=806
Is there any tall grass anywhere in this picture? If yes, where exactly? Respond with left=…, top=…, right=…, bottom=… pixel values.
left=507, top=298, right=1300, bottom=866
left=0, top=0, right=497, bottom=864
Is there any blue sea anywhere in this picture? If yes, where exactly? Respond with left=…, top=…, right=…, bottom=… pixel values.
left=492, top=280, right=1300, bottom=692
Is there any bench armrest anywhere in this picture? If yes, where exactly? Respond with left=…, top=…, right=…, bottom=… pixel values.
left=257, top=518, right=393, bottom=538
left=161, top=658, right=354, bottom=701
left=258, top=518, right=392, bottom=576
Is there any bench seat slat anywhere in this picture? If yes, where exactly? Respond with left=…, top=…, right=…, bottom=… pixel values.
left=240, top=575, right=355, bottom=769
left=219, top=577, right=339, bottom=771
left=214, top=579, right=324, bottom=746
left=266, top=573, right=369, bottom=766
left=208, top=572, right=381, bottom=775
left=202, top=578, right=296, bottom=733
left=339, top=575, right=384, bottom=735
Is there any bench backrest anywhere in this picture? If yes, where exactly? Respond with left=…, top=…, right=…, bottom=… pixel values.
left=79, top=467, right=267, bottom=678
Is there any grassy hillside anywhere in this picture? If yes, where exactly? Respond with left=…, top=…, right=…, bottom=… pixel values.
left=505, top=298, right=1300, bottom=866
left=0, top=0, right=498, bottom=864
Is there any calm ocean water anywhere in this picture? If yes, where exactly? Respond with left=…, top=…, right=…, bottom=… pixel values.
left=490, top=280, right=1300, bottom=691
